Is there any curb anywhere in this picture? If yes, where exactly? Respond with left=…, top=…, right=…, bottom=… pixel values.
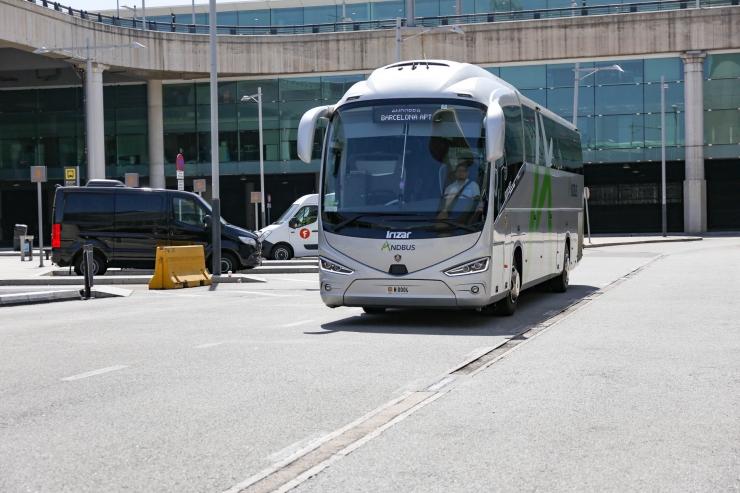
left=583, top=237, right=703, bottom=248
left=0, top=274, right=266, bottom=287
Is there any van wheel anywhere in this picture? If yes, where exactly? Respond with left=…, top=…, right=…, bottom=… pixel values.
left=208, top=252, right=238, bottom=274
left=362, top=307, right=386, bottom=314
left=497, top=263, right=520, bottom=316
left=551, top=251, right=570, bottom=293
left=271, top=243, right=293, bottom=261
left=74, top=253, right=107, bottom=276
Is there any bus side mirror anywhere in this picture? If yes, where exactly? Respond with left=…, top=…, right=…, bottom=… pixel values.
left=204, top=215, right=212, bottom=229
left=297, top=105, right=334, bottom=164
left=485, top=101, right=505, bottom=163
left=288, top=218, right=298, bottom=229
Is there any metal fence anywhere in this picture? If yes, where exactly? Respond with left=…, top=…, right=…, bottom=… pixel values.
left=23, top=0, right=739, bottom=36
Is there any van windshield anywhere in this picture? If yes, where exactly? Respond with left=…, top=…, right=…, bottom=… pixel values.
left=274, top=203, right=300, bottom=225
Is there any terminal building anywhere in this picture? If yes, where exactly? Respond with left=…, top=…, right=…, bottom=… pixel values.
left=0, top=0, right=739, bottom=245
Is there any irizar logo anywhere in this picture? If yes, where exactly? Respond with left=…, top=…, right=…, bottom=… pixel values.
left=386, top=231, right=411, bottom=239
left=381, top=241, right=416, bottom=252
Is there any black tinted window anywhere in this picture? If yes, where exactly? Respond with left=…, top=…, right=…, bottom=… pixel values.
left=63, top=192, right=114, bottom=226
left=115, top=192, right=166, bottom=231
left=172, top=197, right=206, bottom=227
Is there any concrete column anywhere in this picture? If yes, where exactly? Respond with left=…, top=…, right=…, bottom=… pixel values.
left=147, top=80, right=165, bottom=189
left=680, top=51, right=707, bottom=233
left=90, top=64, right=107, bottom=180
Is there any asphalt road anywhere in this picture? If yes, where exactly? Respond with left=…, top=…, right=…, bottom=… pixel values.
left=1, top=238, right=738, bottom=492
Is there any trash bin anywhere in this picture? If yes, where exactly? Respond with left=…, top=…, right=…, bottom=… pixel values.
left=13, top=224, right=27, bottom=252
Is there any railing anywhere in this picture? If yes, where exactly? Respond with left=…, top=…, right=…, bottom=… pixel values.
left=23, top=0, right=739, bottom=36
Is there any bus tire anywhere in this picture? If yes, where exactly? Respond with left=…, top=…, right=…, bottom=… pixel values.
left=497, top=262, right=520, bottom=316
left=362, top=307, right=386, bottom=314
left=551, top=250, right=570, bottom=293
left=271, top=243, right=293, bottom=261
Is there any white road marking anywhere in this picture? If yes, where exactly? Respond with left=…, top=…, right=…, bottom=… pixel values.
left=282, top=319, right=315, bottom=327
left=61, top=365, right=127, bottom=381
left=194, top=342, right=225, bottom=349
left=273, top=278, right=318, bottom=283
left=426, top=376, right=457, bottom=391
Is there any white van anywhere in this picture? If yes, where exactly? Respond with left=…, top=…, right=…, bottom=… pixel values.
left=257, top=194, right=319, bottom=260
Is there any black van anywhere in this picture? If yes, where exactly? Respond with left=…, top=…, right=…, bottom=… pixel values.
left=51, top=183, right=261, bottom=275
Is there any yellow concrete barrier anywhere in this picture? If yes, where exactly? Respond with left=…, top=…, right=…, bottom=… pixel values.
left=148, top=245, right=212, bottom=290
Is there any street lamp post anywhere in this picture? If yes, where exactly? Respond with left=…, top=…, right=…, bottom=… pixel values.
left=394, top=20, right=464, bottom=63
left=572, top=62, right=624, bottom=126
left=122, top=2, right=145, bottom=29
left=241, top=89, right=265, bottom=230
left=661, top=76, right=668, bottom=237
left=33, top=41, right=146, bottom=182
left=209, top=0, right=221, bottom=276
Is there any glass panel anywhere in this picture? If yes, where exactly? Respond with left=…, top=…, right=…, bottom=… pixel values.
left=547, top=62, right=593, bottom=88
left=645, top=112, right=684, bottom=147
left=705, top=109, right=740, bottom=145
left=577, top=116, right=595, bottom=150
left=304, top=5, right=340, bottom=23
left=0, top=112, right=37, bottom=139
left=239, top=128, right=280, bottom=161
left=441, top=0, right=474, bottom=14
left=547, top=0, right=574, bottom=8
left=163, top=106, right=196, bottom=133
left=643, top=81, right=684, bottom=113
left=279, top=78, right=322, bottom=101
left=595, top=114, right=644, bottom=149
left=370, top=0, right=405, bottom=20
left=117, top=134, right=149, bottom=165
left=341, top=3, right=370, bottom=21
left=196, top=83, right=210, bottom=105
left=644, top=57, right=683, bottom=82
left=194, top=13, right=208, bottom=25
left=105, top=135, right=117, bottom=165
left=500, top=65, right=546, bottom=89
left=271, top=7, right=304, bottom=25
left=704, top=79, right=740, bottom=110
left=0, top=89, right=37, bottom=113
left=520, top=89, right=547, bottom=108
left=483, top=67, right=500, bottom=77
left=105, top=109, right=116, bottom=136
left=163, top=84, right=196, bottom=106
left=38, top=111, right=77, bottom=137
left=594, top=59, right=643, bottom=85
left=164, top=133, right=198, bottom=164
left=322, top=75, right=365, bottom=100
left=239, top=9, right=271, bottom=26
left=704, top=53, right=740, bottom=79
left=0, top=138, right=37, bottom=169
left=416, top=0, right=440, bottom=17
left=116, top=85, right=147, bottom=107
left=595, top=84, right=643, bottom=115
left=172, top=197, right=206, bottom=226
left=517, top=0, right=549, bottom=11
left=39, top=137, right=77, bottom=167
left=116, top=107, right=148, bottom=135
left=216, top=11, right=239, bottom=25
left=38, top=88, right=77, bottom=111
left=280, top=127, right=298, bottom=160
left=198, top=131, right=239, bottom=162
left=238, top=101, right=280, bottom=130
left=238, top=79, right=280, bottom=103
left=280, top=100, right=325, bottom=130
left=547, top=86, right=594, bottom=118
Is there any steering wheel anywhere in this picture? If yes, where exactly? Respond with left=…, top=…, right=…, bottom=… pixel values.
left=367, top=190, right=397, bottom=206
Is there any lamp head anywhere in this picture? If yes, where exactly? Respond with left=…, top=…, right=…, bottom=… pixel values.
left=130, top=42, right=146, bottom=48
left=612, top=64, right=624, bottom=72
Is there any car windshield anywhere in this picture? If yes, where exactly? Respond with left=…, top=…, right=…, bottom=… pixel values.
left=322, top=99, right=489, bottom=238
left=274, top=203, right=301, bottom=225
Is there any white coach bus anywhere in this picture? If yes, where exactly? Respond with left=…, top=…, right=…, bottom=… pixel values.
left=297, top=60, right=584, bottom=315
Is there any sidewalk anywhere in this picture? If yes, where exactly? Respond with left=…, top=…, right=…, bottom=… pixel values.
left=583, top=234, right=703, bottom=248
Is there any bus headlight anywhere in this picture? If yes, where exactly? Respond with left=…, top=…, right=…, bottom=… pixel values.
left=444, top=258, right=489, bottom=277
left=320, top=256, right=354, bottom=275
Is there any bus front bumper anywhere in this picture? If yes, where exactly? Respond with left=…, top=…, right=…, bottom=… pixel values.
left=319, top=277, right=494, bottom=309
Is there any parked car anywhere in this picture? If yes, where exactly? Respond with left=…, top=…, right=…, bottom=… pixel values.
left=257, top=194, right=318, bottom=260
left=51, top=181, right=261, bottom=275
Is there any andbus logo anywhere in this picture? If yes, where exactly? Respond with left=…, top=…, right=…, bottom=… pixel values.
left=381, top=241, right=416, bottom=252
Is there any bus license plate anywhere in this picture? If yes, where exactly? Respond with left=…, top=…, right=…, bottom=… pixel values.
left=387, top=286, right=409, bottom=294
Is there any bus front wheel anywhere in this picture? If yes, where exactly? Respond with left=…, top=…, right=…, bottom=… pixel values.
left=497, top=263, right=520, bottom=316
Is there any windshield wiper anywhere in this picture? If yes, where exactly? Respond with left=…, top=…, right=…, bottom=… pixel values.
left=331, top=212, right=425, bottom=232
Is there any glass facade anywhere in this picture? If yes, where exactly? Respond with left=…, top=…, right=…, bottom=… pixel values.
left=704, top=53, right=740, bottom=160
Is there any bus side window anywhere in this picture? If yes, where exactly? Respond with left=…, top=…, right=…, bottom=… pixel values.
left=503, top=105, right=525, bottom=168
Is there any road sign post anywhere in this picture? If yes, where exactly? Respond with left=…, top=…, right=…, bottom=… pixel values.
left=251, top=191, right=262, bottom=230
left=267, top=194, right=272, bottom=225
left=193, top=179, right=206, bottom=196
left=125, top=173, right=139, bottom=188
left=64, top=166, right=80, bottom=187
left=176, top=154, right=185, bottom=191
left=30, top=166, right=47, bottom=267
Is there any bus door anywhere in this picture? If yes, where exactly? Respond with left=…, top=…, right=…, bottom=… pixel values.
left=496, top=161, right=512, bottom=293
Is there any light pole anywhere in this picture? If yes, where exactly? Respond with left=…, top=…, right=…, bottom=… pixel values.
left=661, top=76, right=669, bottom=237
left=192, top=0, right=196, bottom=24
left=122, top=3, right=145, bottom=29
left=394, top=19, right=463, bottom=63
left=572, top=62, right=624, bottom=126
left=33, top=41, right=146, bottom=182
left=241, top=89, right=265, bottom=230
left=209, top=0, right=221, bottom=276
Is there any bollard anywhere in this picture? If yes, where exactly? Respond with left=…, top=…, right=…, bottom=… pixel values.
left=83, top=244, right=93, bottom=299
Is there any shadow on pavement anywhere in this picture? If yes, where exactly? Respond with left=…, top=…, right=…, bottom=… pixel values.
left=308, top=284, right=598, bottom=337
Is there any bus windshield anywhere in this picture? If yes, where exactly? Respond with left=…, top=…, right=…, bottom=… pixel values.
left=322, top=99, right=489, bottom=238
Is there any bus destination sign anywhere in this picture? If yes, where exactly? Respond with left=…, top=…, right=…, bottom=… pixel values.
left=373, top=105, right=436, bottom=123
